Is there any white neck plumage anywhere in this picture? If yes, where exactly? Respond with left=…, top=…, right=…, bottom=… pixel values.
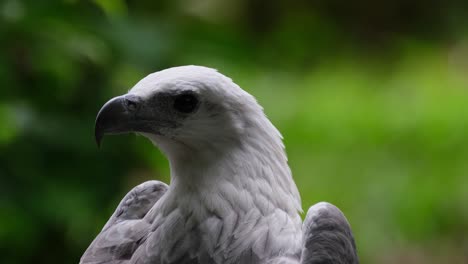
left=154, top=112, right=302, bottom=222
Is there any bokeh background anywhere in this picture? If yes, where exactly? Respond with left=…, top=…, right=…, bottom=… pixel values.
left=1, top=0, right=468, bottom=263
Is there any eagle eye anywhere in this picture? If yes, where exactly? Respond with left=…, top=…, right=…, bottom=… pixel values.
left=173, top=92, right=199, bottom=113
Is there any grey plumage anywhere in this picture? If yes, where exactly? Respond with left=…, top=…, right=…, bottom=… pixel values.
left=81, top=181, right=168, bottom=264
left=82, top=66, right=359, bottom=264
left=301, top=202, right=359, bottom=264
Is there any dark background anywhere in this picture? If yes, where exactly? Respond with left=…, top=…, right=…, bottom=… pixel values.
left=1, top=0, right=467, bottom=263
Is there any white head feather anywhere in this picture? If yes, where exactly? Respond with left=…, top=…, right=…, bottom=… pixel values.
left=129, top=65, right=300, bottom=210
left=129, top=66, right=302, bottom=262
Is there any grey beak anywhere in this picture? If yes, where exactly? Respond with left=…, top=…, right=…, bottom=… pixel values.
left=95, top=95, right=142, bottom=147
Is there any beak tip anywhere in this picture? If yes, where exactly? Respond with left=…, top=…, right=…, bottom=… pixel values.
left=95, top=129, right=103, bottom=148
left=96, top=138, right=102, bottom=148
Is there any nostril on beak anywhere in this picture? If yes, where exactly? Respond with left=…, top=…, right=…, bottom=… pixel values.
left=126, top=100, right=137, bottom=111
left=124, top=95, right=141, bottom=112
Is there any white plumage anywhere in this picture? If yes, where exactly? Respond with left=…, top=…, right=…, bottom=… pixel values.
left=83, top=66, right=358, bottom=264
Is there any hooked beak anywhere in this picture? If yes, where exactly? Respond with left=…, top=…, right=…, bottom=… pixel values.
left=95, top=94, right=144, bottom=147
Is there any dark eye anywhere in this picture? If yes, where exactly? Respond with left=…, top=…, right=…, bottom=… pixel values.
left=173, top=93, right=199, bottom=113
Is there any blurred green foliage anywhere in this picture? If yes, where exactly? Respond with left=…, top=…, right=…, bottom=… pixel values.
left=0, top=0, right=467, bottom=263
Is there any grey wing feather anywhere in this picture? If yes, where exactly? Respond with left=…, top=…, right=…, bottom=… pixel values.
left=300, top=202, right=359, bottom=264
left=80, top=180, right=168, bottom=264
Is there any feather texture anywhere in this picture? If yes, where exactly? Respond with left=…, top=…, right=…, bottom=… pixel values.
left=84, top=66, right=358, bottom=264
left=301, top=202, right=359, bottom=264
left=81, top=181, right=168, bottom=264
